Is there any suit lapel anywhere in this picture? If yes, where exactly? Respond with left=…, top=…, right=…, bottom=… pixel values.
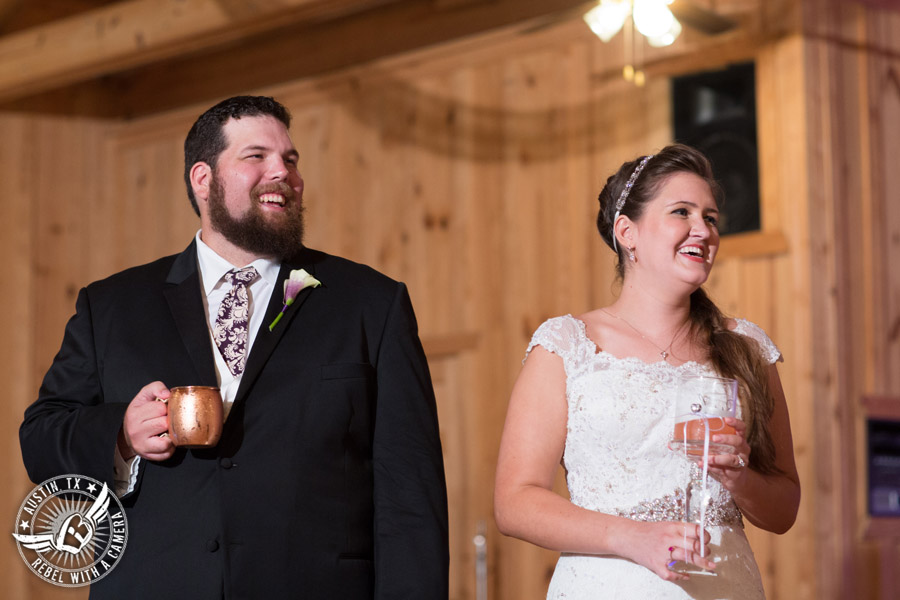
left=234, top=249, right=319, bottom=405
left=162, top=242, right=218, bottom=386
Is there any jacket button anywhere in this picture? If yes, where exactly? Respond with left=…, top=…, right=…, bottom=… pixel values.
left=219, top=457, right=233, bottom=469
left=206, top=540, right=219, bottom=552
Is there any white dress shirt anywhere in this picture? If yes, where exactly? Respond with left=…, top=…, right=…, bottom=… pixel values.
left=195, top=232, right=281, bottom=414
left=114, top=231, right=281, bottom=496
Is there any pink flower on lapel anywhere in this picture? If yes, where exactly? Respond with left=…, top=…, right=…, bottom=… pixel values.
left=268, top=269, right=321, bottom=331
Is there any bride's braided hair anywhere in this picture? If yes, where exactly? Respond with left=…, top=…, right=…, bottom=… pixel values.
left=596, top=144, right=780, bottom=474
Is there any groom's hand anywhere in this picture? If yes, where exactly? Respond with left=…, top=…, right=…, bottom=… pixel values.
left=119, top=381, right=175, bottom=461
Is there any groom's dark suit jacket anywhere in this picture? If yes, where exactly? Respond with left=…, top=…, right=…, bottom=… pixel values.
left=20, top=242, right=449, bottom=599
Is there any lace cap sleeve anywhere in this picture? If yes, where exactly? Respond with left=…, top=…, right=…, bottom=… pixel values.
left=733, top=319, right=783, bottom=364
left=524, top=315, right=583, bottom=365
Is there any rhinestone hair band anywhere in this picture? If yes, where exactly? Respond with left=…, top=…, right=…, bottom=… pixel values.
left=612, top=154, right=654, bottom=252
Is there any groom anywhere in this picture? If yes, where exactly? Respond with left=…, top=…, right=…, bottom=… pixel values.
left=20, top=96, right=449, bottom=599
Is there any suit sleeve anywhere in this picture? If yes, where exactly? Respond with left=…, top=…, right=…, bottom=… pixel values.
left=19, top=287, right=128, bottom=487
left=372, top=283, right=449, bottom=599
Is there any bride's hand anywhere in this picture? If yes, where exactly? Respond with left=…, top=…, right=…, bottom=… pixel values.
left=702, top=416, right=751, bottom=490
left=622, top=521, right=716, bottom=581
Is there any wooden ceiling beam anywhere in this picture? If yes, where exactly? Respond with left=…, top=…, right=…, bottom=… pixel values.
left=0, top=0, right=401, bottom=102
left=1, top=0, right=592, bottom=117
left=0, top=0, right=23, bottom=24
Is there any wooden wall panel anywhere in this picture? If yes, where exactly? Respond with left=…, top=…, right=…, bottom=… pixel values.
left=1, top=114, right=113, bottom=600
left=859, top=8, right=900, bottom=598
left=0, top=113, right=37, bottom=600
left=869, top=24, right=900, bottom=403
left=753, top=34, right=818, bottom=600
left=801, top=1, right=900, bottom=599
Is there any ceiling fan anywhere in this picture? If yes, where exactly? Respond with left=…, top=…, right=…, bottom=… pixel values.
left=524, top=1, right=738, bottom=85
left=525, top=0, right=737, bottom=41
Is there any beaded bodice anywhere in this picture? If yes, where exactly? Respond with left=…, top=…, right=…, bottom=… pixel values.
left=526, top=315, right=781, bottom=525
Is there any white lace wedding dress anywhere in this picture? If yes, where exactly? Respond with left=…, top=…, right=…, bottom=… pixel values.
left=527, top=315, right=782, bottom=600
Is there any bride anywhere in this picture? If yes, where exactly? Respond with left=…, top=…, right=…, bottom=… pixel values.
left=494, top=144, right=800, bottom=599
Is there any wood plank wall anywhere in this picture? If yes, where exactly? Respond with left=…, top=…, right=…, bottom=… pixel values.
left=801, top=1, right=900, bottom=599
left=3, top=2, right=899, bottom=599
left=737, top=34, right=814, bottom=600
left=0, top=114, right=113, bottom=599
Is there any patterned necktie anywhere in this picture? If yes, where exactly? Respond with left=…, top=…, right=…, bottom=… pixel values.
left=213, top=266, right=258, bottom=377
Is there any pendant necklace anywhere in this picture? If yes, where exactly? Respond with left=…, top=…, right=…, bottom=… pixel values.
left=600, top=308, right=689, bottom=362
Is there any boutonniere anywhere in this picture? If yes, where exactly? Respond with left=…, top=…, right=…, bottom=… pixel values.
left=268, top=269, right=321, bottom=331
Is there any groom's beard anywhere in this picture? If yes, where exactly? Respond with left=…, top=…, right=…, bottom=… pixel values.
left=207, top=172, right=305, bottom=260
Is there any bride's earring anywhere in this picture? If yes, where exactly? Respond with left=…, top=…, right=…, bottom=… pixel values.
left=628, top=247, right=636, bottom=262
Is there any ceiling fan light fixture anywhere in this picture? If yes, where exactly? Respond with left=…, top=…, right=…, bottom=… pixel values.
left=583, top=0, right=630, bottom=43
left=632, top=0, right=678, bottom=38
left=646, top=17, right=682, bottom=46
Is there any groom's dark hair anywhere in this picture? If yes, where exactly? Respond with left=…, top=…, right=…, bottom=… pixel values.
left=183, top=95, right=292, bottom=216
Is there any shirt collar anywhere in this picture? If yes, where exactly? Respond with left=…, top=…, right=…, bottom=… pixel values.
left=194, top=231, right=281, bottom=296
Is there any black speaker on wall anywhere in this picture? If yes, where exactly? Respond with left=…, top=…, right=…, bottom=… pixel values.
left=672, top=62, right=759, bottom=235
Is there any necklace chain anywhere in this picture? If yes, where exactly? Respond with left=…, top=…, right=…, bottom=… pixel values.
left=601, top=308, right=688, bottom=362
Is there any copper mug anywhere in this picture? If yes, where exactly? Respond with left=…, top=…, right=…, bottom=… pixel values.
left=165, top=386, right=224, bottom=448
